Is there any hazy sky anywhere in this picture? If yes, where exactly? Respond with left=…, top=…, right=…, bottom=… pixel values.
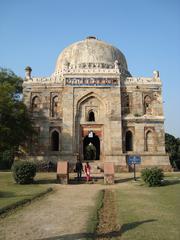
left=0, top=0, right=180, bottom=137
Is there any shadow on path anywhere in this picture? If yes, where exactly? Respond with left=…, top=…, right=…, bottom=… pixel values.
left=37, top=219, right=157, bottom=240
left=37, top=230, right=120, bottom=240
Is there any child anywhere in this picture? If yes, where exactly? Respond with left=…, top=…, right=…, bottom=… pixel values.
left=84, top=162, right=91, bottom=182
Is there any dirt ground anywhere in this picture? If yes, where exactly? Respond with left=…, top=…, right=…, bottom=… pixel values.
left=0, top=183, right=104, bottom=240
left=0, top=173, right=137, bottom=240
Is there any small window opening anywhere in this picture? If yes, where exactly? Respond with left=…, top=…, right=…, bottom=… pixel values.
left=88, top=111, right=95, bottom=121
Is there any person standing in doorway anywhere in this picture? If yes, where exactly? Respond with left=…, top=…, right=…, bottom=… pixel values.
left=75, top=159, right=83, bottom=181
left=85, top=162, right=91, bottom=182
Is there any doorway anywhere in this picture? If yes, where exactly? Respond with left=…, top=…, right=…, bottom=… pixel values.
left=83, top=133, right=100, bottom=160
left=51, top=130, right=59, bottom=151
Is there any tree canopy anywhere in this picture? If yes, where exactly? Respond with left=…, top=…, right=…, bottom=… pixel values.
left=0, top=68, right=33, bottom=153
left=165, top=133, right=180, bottom=168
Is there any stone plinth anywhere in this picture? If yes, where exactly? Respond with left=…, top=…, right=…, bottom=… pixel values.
left=104, top=162, right=115, bottom=184
left=57, top=161, right=69, bottom=184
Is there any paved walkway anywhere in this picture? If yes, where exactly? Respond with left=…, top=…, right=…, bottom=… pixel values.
left=0, top=184, right=104, bottom=240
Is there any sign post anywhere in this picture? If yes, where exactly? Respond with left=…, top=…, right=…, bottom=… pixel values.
left=134, top=163, right=136, bottom=181
left=127, top=155, right=141, bottom=181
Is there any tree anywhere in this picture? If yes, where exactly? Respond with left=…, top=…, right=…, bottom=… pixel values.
left=0, top=68, right=33, bottom=168
left=165, top=133, right=180, bottom=169
left=85, top=143, right=96, bottom=160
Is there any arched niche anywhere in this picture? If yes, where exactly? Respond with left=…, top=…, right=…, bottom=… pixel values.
left=31, top=96, right=40, bottom=112
left=51, top=130, right=59, bottom=151
left=88, top=110, right=95, bottom=122
left=125, top=130, right=133, bottom=151
left=51, top=95, right=58, bottom=117
left=145, top=130, right=154, bottom=152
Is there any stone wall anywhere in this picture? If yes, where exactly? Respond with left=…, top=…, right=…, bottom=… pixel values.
left=22, top=67, right=170, bottom=172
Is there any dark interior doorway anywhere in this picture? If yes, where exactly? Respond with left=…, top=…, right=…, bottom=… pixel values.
left=51, top=131, right=59, bottom=151
left=125, top=130, right=133, bottom=151
left=88, top=111, right=95, bottom=121
left=83, top=133, right=100, bottom=160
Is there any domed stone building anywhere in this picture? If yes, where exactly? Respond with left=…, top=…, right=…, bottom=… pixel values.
left=23, top=36, right=170, bottom=171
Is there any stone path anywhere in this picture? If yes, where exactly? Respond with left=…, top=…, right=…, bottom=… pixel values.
left=0, top=184, right=104, bottom=240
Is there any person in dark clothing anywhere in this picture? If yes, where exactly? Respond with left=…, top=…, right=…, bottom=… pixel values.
left=75, top=159, right=83, bottom=181
left=48, top=161, right=53, bottom=172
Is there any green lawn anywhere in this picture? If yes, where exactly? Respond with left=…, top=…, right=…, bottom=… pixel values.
left=0, top=172, right=56, bottom=210
left=115, top=173, right=180, bottom=240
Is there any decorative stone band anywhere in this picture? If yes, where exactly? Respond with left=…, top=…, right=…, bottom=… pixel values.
left=122, top=116, right=165, bottom=123
left=65, top=77, right=118, bottom=86
left=122, top=77, right=161, bottom=85
left=69, top=62, right=115, bottom=69
left=23, top=76, right=62, bottom=84
left=53, top=66, right=131, bottom=77
left=23, top=75, right=160, bottom=87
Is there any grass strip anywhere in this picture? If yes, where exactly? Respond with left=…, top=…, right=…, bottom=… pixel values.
left=85, top=189, right=104, bottom=239
left=0, top=187, right=53, bottom=217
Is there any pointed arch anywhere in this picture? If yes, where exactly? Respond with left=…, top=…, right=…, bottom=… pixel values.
left=51, top=130, right=59, bottom=151
left=76, top=92, right=106, bottom=110
left=125, top=130, right=133, bottom=151
left=145, top=130, right=154, bottom=152
left=88, top=110, right=95, bottom=121
left=51, top=95, right=58, bottom=117
left=31, top=96, right=40, bottom=112
left=144, top=95, right=152, bottom=114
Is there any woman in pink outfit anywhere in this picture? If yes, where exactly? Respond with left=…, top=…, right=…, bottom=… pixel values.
left=84, top=162, right=91, bottom=181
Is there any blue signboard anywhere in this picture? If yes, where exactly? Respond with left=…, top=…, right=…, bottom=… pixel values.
left=128, top=155, right=141, bottom=165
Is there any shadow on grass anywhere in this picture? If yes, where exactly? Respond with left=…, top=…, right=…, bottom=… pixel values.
left=37, top=219, right=157, bottom=240
left=162, top=179, right=180, bottom=186
left=35, top=176, right=142, bottom=185
left=35, top=177, right=103, bottom=185
left=0, top=191, right=16, bottom=198
left=35, top=179, right=57, bottom=184
left=69, top=176, right=104, bottom=185
left=115, top=177, right=140, bottom=183
left=119, top=219, right=157, bottom=235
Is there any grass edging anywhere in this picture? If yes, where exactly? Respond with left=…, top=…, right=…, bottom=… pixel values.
left=0, top=187, right=53, bottom=217
left=86, top=189, right=104, bottom=237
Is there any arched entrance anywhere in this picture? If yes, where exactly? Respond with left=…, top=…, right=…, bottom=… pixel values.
left=125, top=130, right=133, bottom=151
left=83, top=133, right=100, bottom=160
left=51, top=130, right=59, bottom=151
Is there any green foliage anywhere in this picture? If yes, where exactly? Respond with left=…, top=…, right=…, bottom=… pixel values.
left=12, top=161, right=36, bottom=184
left=86, top=189, right=104, bottom=234
left=165, top=133, right=180, bottom=168
left=0, top=68, right=34, bottom=167
left=141, top=167, right=164, bottom=187
left=33, top=160, right=57, bottom=172
left=85, top=144, right=96, bottom=160
left=0, top=150, right=14, bottom=169
left=0, top=67, right=23, bottom=93
left=134, top=113, right=141, bottom=117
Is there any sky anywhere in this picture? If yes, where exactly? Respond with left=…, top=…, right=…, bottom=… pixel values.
left=0, top=0, right=180, bottom=137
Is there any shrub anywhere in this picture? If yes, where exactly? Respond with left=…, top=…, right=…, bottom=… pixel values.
left=34, top=160, right=57, bottom=172
left=141, top=167, right=164, bottom=187
left=12, top=161, right=36, bottom=184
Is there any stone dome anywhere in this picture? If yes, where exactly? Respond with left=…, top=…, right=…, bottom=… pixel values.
left=55, top=36, right=128, bottom=72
